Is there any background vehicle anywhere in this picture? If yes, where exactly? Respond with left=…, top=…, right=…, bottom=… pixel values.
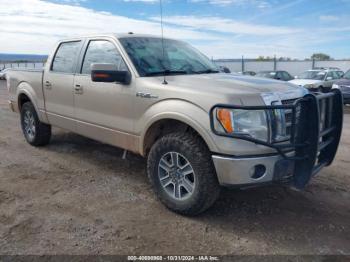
left=218, top=66, right=231, bottom=73
left=290, top=68, right=344, bottom=93
left=256, top=70, right=293, bottom=81
left=6, top=34, right=343, bottom=215
left=333, top=69, right=350, bottom=104
left=238, top=71, right=256, bottom=76
left=0, top=68, right=10, bottom=80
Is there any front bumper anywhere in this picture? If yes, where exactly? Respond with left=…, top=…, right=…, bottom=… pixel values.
left=212, top=153, right=294, bottom=186
left=210, top=90, right=343, bottom=189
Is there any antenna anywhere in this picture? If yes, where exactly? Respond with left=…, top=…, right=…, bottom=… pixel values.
left=159, top=0, right=168, bottom=85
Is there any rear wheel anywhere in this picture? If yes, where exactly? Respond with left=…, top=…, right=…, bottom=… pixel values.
left=147, top=132, right=221, bottom=215
left=20, top=102, right=51, bottom=146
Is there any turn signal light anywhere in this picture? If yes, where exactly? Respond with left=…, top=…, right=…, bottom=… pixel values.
left=216, top=108, right=233, bottom=133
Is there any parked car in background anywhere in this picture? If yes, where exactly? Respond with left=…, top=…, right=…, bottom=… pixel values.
left=238, top=71, right=256, bottom=76
left=290, top=68, right=344, bottom=93
left=218, top=66, right=231, bottom=73
left=256, top=70, right=293, bottom=81
left=0, top=68, right=10, bottom=80
left=332, top=69, right=350, bottom=104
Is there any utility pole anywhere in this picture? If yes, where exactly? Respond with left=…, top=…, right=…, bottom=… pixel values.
left=241, top=55, right=244, bottom=72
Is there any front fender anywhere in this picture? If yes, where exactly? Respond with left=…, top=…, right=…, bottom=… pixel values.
left=138, top=99, right=218, bottom=154
left=137, top=99, right=279, bottom=157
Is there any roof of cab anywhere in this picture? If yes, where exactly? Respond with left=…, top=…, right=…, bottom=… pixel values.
left=114, top=33, right=166, bottom=39
left=59, top=33, right=172, bottom=42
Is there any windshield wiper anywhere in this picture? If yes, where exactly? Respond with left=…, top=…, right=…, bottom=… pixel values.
left=193, top=69, right=220, bottom=74
left=144, top=70, right=187, bottom=76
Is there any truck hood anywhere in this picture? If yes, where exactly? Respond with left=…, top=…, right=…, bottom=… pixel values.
left=289, top=79, right=322, bottom=86
left=160, top=73, right=303, bottom=94
left=144, top=73, right=307, bottom=108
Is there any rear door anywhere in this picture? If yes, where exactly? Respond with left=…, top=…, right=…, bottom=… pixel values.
left=43, top=41, right=83, bottom=130
left=73, top=38, right=137, bottom=151
left=325, top=71, right=342, bottom=90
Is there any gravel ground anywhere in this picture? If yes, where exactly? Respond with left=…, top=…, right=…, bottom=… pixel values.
left=0, top=80, right=349, bottom=255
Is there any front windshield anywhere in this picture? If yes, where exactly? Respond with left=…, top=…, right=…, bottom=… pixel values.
left=343, top=70, right=350, bottom=79
left=119, top=37, right=219, bottom=77
left=298, top=71, right=326, bottom=80
left=256, top=71, right=275, bottom=78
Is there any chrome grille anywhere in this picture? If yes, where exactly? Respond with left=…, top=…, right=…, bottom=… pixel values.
left=281, top=98, right=297, bottom=138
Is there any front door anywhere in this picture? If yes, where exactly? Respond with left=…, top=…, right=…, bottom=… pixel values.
left=73, top=39, right=137, bottom=151
left=43, top=41, right=83, bottom=131
left=324, top=71, right=342, bottom=92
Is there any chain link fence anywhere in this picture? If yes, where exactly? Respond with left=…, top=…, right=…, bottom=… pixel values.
left=214, top=59, right=350, bottom=76
left=0, top=62, right=45, bottom=70
left=1, top=59, right=350, bottom=76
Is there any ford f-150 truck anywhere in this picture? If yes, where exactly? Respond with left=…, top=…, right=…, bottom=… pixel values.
left=7, top=34, right=343, bottom=215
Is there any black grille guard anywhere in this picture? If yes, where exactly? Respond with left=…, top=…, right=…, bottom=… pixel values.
left=210, top=89, right=344, bottom=189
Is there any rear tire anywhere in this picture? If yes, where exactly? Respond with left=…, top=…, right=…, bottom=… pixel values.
left=147, top=132, right=221, bottom=216
left=20, top=102, right=51, bottom=146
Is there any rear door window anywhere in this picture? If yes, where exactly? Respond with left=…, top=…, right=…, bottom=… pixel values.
left=327, top=71, right=340, bottom=80
left=334, top=71, right=343, bottom=79
left=276, top=71, right=283, bottom=80
left=282, top=71, right=292, bottom=81
left=51, top=41, right=82, bottom=73
left=81, top=40, right=127, bottom=75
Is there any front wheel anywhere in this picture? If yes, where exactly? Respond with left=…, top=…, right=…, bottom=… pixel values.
left=320, top=86, right=330, bottom=93
left=147, top=132, right=221, bottom=216
left=20, top=102, right=51, bottom=146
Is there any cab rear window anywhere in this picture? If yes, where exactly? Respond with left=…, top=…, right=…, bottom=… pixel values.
left=51, top=41, right=81, bottom=73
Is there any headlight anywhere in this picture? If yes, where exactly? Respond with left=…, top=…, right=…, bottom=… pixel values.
left=304, top=84, right=315, bottom=89
left=332, top=84, right=339, bottom=89
left=214, top=107, right=269, bottom=142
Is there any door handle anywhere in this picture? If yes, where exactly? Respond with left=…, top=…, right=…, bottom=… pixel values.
left=45, top=81, right=52, bottom=89
left=74, top=84, right=83, bottom=94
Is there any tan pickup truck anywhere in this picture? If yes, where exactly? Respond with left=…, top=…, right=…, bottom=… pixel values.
left=7, top=34, right=343, bottom=215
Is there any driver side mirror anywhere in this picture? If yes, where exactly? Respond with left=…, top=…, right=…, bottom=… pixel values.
left=91, top=63, right=131, bottom=85
left=326, top=76, right=333, bottom=81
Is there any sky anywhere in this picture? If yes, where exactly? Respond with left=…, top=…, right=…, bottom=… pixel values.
left=0, top=0, right=350, bottom=59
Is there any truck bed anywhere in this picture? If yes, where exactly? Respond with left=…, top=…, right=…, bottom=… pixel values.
left=7, top=68, right=45, bottom=113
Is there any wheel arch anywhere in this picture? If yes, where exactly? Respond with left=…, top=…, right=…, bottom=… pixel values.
left=139, top=99, right=219, bottom=156
left=18, top=92, right=32, bottom=111
left=16, top=82, right=47, bottom=122
left=16, top=82, right=38, bottom=110
left=141, top=114, right=217, bottom=157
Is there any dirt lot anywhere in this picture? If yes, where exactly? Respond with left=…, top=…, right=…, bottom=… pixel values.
left=0, top=79, right=349, bottom=255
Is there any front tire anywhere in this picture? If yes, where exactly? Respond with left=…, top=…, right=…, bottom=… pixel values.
left=20, top=102, right=51, bottom=146
left=320, top=86, right=330, bottom=93
left=147, top=132, right=220, bottom=216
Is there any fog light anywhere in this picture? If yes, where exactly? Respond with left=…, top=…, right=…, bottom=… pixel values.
left=250, top=164, right=266, bottom=179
